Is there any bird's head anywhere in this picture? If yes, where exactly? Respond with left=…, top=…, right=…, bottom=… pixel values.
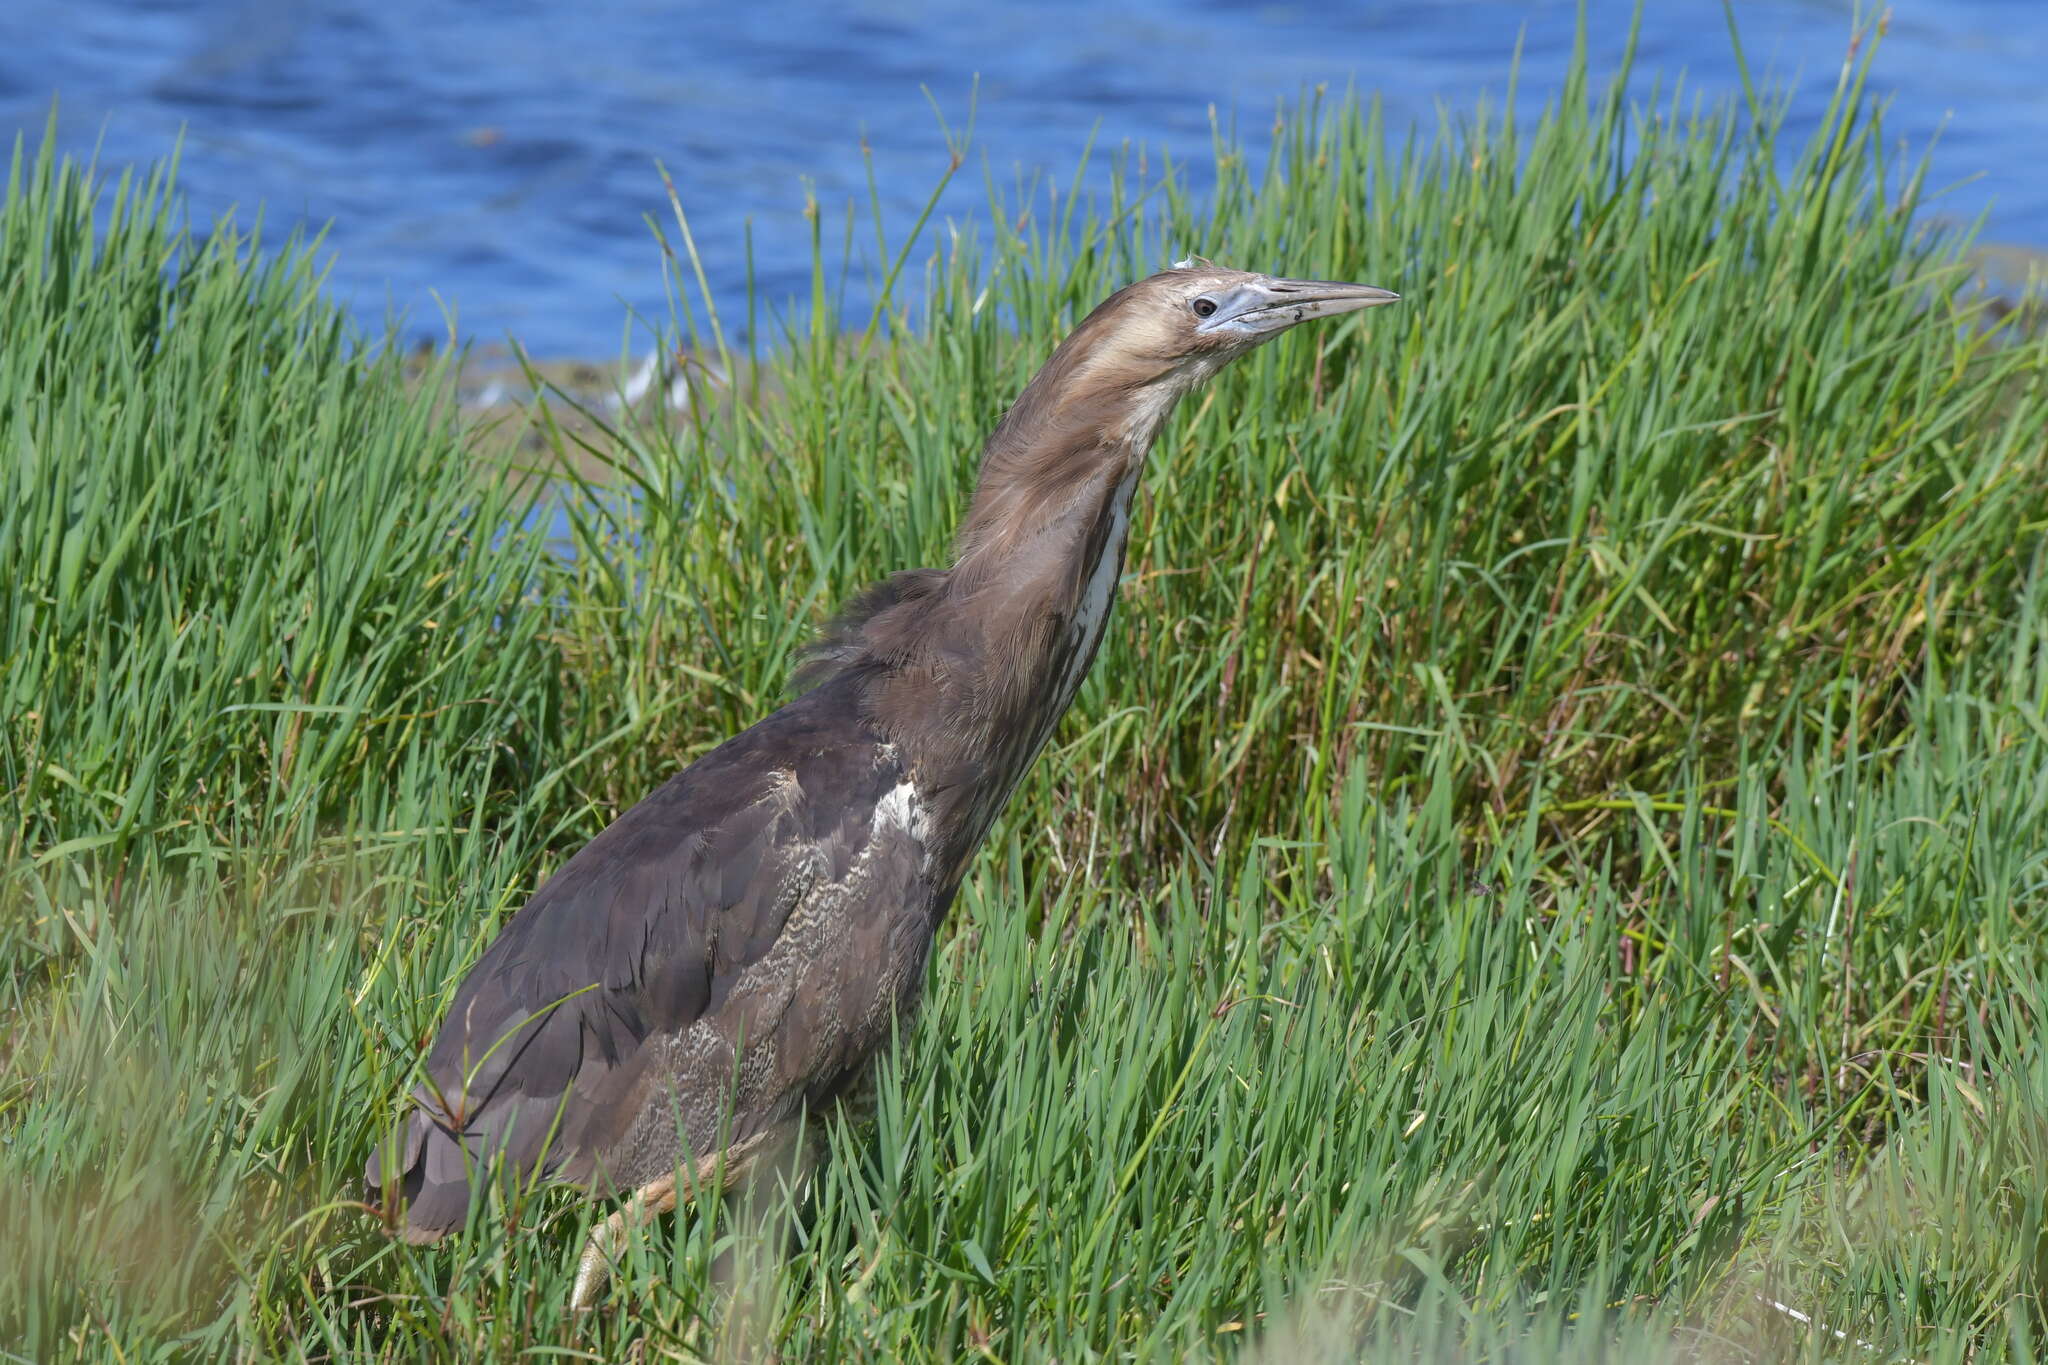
left=961, top=259, right=1402, bottom=548
left=1066, top=259, right=1400, bottom=397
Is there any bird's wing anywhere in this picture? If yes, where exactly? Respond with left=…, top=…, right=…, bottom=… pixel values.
left=368, top=678, right=926, bottom=1233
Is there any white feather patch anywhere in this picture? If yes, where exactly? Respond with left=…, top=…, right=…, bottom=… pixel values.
left=874, top=779, right=930, bottom=847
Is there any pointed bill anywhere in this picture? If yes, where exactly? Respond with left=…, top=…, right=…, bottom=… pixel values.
left=1196, top=275, right=1401, bottom=337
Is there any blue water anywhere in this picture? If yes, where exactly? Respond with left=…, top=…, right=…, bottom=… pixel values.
left=6, top=1, right=2043, bottom=357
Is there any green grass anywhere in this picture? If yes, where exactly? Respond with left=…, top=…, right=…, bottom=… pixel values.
left=6, top=17, right=2048, bottom=1361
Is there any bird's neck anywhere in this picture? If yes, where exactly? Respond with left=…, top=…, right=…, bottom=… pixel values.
left=953, top=445, right=1145, bottom=729
left=874, top=425, right=1165, bottom=884
left=816, top=348, right=1200, bottom=888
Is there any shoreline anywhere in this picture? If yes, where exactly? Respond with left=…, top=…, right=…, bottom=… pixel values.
left=429, top=241, right=2047, bottom=483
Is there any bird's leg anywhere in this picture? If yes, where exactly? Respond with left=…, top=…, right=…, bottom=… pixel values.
left=569, top=1129, right=778, bottom=1310
left=570, top=1172, right=676, bottom=1309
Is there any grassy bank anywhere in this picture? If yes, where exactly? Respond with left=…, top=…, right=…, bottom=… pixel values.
left=5, top=22, right=2048, bottom=1362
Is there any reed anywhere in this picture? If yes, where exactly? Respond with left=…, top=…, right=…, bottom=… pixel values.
left=4, top=18, right=2046, bottom=1361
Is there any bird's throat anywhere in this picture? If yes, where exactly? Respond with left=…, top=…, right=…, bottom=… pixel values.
left=1046, top=465, right=1139, bottom=714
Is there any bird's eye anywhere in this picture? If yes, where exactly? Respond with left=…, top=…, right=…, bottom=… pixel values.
left=1191, top=297, right=1218, bottom=318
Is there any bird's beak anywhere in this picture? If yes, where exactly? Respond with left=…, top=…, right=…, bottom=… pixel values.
left=1199, top=276, right=1401, bottom=338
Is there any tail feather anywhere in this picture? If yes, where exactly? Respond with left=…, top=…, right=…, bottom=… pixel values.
left=366, top=1092, right=582, bottom=1241
left=364, top=1110, right=472, bottom=1243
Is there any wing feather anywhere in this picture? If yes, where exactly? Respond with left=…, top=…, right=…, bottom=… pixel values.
left=367, top=676, right=924, bottom=1236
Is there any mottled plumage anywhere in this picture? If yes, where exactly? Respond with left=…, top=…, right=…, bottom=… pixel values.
left=366, top=672, right=935, bottom=1236
left=366, top=263, right=1398, bottom=1300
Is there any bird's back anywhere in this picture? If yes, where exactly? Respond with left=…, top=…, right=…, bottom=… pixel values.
left=366, top=672, right=940, bottom=1239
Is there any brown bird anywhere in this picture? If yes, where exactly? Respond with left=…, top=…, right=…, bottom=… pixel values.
left=366, top=262, right=1400, bottom=1305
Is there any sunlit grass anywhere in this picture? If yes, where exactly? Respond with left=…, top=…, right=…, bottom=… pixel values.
left=5, top=17, right=2048, bottom=1363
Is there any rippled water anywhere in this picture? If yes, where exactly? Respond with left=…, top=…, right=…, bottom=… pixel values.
left=6, top=1, right=2043, bottom=356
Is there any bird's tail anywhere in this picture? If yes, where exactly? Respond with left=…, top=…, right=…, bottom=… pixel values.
left=364, top=1108, right=473, bottom=1244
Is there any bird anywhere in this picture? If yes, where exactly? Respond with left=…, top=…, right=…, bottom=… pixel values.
left=365, top=261, right=1400, bottom=1306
